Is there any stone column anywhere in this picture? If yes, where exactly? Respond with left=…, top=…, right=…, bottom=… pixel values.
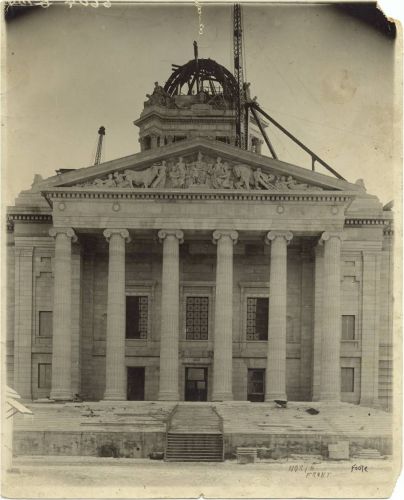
left=319, top=231, right=344, bottom=401
left=212, top=230, right=238, bottom=401
left=151, top=135, right=158, bottom=149
left=265, top=231, right=293, bottom=401
left=158, top=230, right=184, bottom=400
left=103, top=229, right=131, bottom=400
left=49, top=228, right=77, bottom=400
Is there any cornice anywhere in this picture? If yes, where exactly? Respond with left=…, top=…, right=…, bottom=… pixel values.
left=344, top=218, right=390, bottom=227
left=7, top=213, right=52, bottom=223
left=42, top=188, right=353, bottom=205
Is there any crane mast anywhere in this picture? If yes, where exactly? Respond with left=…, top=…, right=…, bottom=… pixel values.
left=94, top=126, right=105, bottom=166
left=233, top=4, right=247, bottom=149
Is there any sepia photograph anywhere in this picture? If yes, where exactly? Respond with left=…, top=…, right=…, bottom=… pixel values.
left=1, top=0, right=402, bottom=498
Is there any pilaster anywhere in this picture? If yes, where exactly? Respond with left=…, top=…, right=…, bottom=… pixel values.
left=312, top=244, right=324, bottom=401
left=319, top=231, right=344, bottom=401
left=360, top=251, right=382, bottom=406
left=13, top=245, right=34, bottom=399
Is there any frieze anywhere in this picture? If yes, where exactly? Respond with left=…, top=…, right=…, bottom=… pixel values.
left=74, top=151, right=324, bottom=192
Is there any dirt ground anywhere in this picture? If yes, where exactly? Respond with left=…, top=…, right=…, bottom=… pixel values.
left=2, top=456, right=401, bottom=499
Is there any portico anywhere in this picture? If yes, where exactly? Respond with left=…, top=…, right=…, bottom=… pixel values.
left=7, top=137, right=391, bottom=409
left=39, top=143, right=354, bottom=403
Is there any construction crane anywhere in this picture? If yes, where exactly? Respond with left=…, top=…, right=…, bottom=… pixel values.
left=94, top=126, right=106, bottom=165
left=233, top=3, right=248, bottom=149
left=232, top=4, right=345, bottom=179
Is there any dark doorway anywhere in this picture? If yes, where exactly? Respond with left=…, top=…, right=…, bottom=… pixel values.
left=185, top=367, right=208, bottom=401
left=247, top=369, right=265, bottom=402
left=127, top=367, right=145, bottom=401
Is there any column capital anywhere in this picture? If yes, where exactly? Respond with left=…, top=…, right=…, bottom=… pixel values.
left=158, top=229, right=184, bottom=244
left=49, top=227, right=78, bottom=243
left=319, top=231, right=345, bottom=244
left=212, top=230, right=238, bottom=245
left=265, top=230, right=293, bottom=245
left=103, top=228, right=131, bottom=243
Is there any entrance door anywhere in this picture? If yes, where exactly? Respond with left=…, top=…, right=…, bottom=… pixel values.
left=127, top=367, right=145, bottom=401
left=185, top=367, right=208, bottom=401
left=247, top=369, right=265, bottom=402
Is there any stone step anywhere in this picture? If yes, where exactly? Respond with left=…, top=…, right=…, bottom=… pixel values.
left=165, top=432, right=223, bottom=462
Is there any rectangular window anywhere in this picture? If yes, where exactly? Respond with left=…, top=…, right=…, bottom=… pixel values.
left=247, top=369, right=265, bottom=402
left=39, top=311, right=53, bottom=337
left=126, top=296, right=148, bottom=339
left=341, top=315, right=355, bottom=340
left=341, top=367, right=355, bottom=392
left=38, top=363, right=52, bottom=389
left=246, top=297, right=269, bottom=340
left=186, top=296, right=209, bottom=340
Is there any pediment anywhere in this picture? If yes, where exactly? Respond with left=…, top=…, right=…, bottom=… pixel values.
left=39, top=138, right=362, bottom=193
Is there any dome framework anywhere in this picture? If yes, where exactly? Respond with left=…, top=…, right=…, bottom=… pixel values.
left=164, top=58, right=239, bottom=104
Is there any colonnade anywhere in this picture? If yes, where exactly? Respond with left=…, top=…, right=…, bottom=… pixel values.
left=49, top=227, right=344, bottom=402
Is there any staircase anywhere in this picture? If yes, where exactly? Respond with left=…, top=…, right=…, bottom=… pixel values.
left=165, top=404, right=224, bottom=462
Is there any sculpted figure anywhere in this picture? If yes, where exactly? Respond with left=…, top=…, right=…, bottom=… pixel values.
left=146, top=81, right=173, bottom=106
left=233, top=164, right=253, bottom=189
left=113, top=171, right=130, bottom=188
left=93, top=178, right=105, bottom=187
left=192, top=152, right=209, bottom=185
left=285, top=175, right=309, bottom=190
left=253, top=168, right=276, bottom=190
left=151, top=161, right=167, bottom=188
left=274, top=175, right=290, bottom=190
left=169, top=157, right=186, bottom=188
left=185, top=161, right=199, bottom=188
left=103, top=174, right=116, bottom=188
left=210, top=157, right=233, bottom=189
left=124, top=164, right=159, bottom=188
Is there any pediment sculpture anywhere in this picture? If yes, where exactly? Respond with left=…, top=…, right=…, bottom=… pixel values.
left=74, top=152, right=323, bottom=191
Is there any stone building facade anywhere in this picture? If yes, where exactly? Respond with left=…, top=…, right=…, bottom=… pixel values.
left=6, top=63, right=394, bottom=410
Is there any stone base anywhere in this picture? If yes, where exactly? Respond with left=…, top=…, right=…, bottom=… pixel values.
left=103, top=392, right=127, bottom=401
left=212, top=392, right=233, bottom=402
left=265, top=392, right=287, bottom=402
left=319, top=392, right=340, bottom=402
left=50, top=390, right=73, bottom=401
left=158, top=392, right=180, bottom=401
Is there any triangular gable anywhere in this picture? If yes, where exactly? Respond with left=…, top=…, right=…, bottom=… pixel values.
left=37, top=138, right=362, bottom=193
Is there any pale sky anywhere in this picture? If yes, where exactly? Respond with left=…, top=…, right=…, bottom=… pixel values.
left=4, top=2, right=399, bottom=205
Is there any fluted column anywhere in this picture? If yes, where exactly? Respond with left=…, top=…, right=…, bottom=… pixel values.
left=49, top=227, right=77, bottom=400
left=103, top=228, right=131, bottom=400
left=265, top=230, right=293, bottom=401
left=158, top=229, right=184, bottom=400
left=212, top=230, right=238, bottom=401
left=319, top=231, right=344, bottom=401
